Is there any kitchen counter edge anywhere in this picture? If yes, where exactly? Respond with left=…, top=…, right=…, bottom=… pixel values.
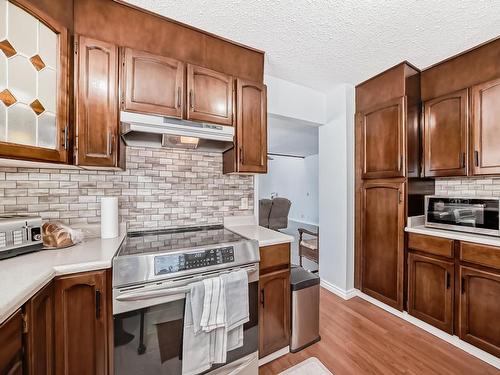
left=0, top=224, right=126, bottom=324
left=226, top=224, right=294, bottom=247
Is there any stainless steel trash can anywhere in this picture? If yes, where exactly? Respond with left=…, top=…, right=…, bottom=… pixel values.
left=290, top=266, right=321, bottom=352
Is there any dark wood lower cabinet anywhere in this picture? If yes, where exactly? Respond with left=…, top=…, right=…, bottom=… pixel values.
left=408, top=253, right=454, bottom=333
left=259, top=269, right=290, bottom=358
left=24, top=282, right=55, bottom=375
left=54, top=270, right=109, bottom=375
left=459, top=266, right=500, bottom=357
left=0, top=310, right=23, bottom=375
left=361, top=180, right=405, bottom=310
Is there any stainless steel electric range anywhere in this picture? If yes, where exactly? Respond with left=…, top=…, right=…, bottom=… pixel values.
left=112, top=225, right=260, bottom=375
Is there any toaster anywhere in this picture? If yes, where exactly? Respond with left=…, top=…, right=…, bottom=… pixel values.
left=0, top=215, right=43, bottom=260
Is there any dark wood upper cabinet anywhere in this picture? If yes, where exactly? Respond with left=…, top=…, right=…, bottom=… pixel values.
left=459, top=266, right=500, bottom=357
left=359, top=97, right=405, bottom=179
left=122, top=48, right=184, bottom=118
left=236, top=79, right=267, bottom=173
left=259, top=269, right=290, bottom=358
left=24, top=281, right=54, bottom=375
left=471, top=78, right=500, bottom=175
left=75, top=35, right=120, bottom=168
left=54, top=270, right=108, bottom=375
left=361, top=180, right=405, bottom=310
left=187, top=64, right=233, bottom=125
left=0, top=0, right=69, bottom=164
left=423, top=89, right=468, bottom=177
left=0, top=310, right=23, bottom=375
left=408, top=253, right=454, bottom=333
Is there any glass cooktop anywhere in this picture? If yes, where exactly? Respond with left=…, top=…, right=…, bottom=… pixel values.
left=117, top=225, right=244, bottom=256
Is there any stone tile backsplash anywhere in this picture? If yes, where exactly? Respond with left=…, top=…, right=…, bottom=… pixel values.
left=435, top=177, right=500, bottom=197
left=0, top=147, right=254, bottom=230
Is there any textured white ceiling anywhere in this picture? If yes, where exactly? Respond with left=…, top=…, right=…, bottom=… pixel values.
left=124, top=0, right=500, bottom=91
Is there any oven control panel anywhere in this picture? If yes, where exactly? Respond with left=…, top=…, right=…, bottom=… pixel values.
left=154, top=246, right=235, bottom=275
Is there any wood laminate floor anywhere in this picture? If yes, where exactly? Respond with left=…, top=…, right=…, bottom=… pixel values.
left=259, top=288, right=499, bottom=375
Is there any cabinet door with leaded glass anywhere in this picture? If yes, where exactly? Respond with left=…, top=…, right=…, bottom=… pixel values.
left=0, top=0, right=69, bottom=163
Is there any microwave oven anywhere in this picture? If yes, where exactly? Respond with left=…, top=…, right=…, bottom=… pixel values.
left=425, top=196, right=500, bottom=237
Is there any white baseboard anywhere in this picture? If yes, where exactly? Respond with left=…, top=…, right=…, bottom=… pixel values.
left=320, top=280, right=357, bottom=300
left=258, top=346, right=290, bottom=367
left=355, top=290, right=500, bottom=370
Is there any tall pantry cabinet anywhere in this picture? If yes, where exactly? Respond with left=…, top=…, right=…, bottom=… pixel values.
left=354, top=62, right=420, bottom=310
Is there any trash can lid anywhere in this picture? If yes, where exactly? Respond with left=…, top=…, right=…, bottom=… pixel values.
left=290, top=266, right=320, bottom=291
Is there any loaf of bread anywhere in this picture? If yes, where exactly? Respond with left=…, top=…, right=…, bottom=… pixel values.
left=43, top=222, right=74, bottom=248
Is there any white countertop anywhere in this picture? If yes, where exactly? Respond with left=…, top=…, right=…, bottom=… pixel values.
left=0, top=223, right=126, bottom=324
left=225, top=216, right=294, bottom=247
left=405, top=216, right=500, bottom=247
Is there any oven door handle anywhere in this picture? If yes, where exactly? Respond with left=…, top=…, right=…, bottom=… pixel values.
left=116, top=266, right=258, bottom=302
left=116, top=286, right=192, bottom=301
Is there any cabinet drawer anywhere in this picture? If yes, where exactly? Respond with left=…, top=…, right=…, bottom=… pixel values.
left=460, top=242, right=500, bottom=270
left=408, top=233, right=454, bottom=258
left=260, top=243, right=290, bottom=273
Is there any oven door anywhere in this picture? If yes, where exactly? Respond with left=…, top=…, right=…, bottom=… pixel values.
left=113, top=267, right=259, bottom=375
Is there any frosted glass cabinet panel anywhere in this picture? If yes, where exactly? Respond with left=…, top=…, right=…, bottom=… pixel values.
left=0, top=0, right=68, bottom=163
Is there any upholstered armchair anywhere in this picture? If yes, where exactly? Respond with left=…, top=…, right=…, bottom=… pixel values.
left=258, top=197, right=291, bottom=230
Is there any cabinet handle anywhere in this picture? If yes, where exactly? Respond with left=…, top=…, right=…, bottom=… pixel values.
left=107, top=132, right=113, bottom=156
left=63, top=126, right=69, bottom=150
left=461, top=277, right=466, bottom=294
left=398, top=191, right=403, bottom=204
left=95, top=290, right=101, bottom=319
left=260, top=289, right=265, bottom=308
left=189, top=90, right=194, bottom=109
left=177, top=87, right=181, bottom=108
left=239, top=148, right=244, bottom=163
left=398, top=154, right=403, bottom=171
left=446, top=272, right=451, bottom=289
left=461, top=152, right=466, bottom=168
left=474, top=151, right=479, bottom=167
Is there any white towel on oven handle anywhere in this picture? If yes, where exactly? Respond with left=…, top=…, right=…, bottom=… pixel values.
left=200, top=276, right=227, bottom=332
left=225, top=269, right=249, bottom=331
left=182, top=280, right=211, bottom=375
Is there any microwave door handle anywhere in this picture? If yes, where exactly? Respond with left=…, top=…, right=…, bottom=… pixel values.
left=116, top=286, right=192, bottom=301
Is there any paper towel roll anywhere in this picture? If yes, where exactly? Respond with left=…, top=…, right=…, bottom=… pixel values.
left=101, top=197, right=119, bottom=239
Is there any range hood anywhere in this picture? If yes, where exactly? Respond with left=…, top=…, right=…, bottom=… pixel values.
left=120, top=111, right=234, bottom=152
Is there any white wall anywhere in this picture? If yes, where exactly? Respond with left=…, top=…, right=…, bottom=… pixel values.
left=318, top=83, right=355, bottom=292
left=259, top=154, right=319, bottom=225
left=259, top=74, right=356, bottom=295
left=264, top=75, right=326, bottom=125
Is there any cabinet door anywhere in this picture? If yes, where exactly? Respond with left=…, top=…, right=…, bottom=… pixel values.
left=54, top=271, right=108, bottom=375
left=235, top=79, right=267, bottom=173
left=187, top=64, right=233, bottom=125
left=361, top=181, right=405, bottom=310
left=122, top=48, right=184, bottom=118
left=424, top=89, right=468, bottom=177
left=359, top=97, right=405, bottom=179
left=0, top=1, right=69, bottom=163
left=25, top=282, right=54, bottom=375
left=408, top=253, right=454, bottom=333
left=75, top=35, right=119, bottom=167
left=0, top=310, right=22, bottom=375
left=259, top=269, right=290, bottom=358
left=471, top=78, right=500, bottom=175
left=459, top=266, right=500, bottom=357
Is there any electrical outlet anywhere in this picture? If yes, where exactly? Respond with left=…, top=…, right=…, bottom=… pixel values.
left=241, top=197, right=249, bottom=210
